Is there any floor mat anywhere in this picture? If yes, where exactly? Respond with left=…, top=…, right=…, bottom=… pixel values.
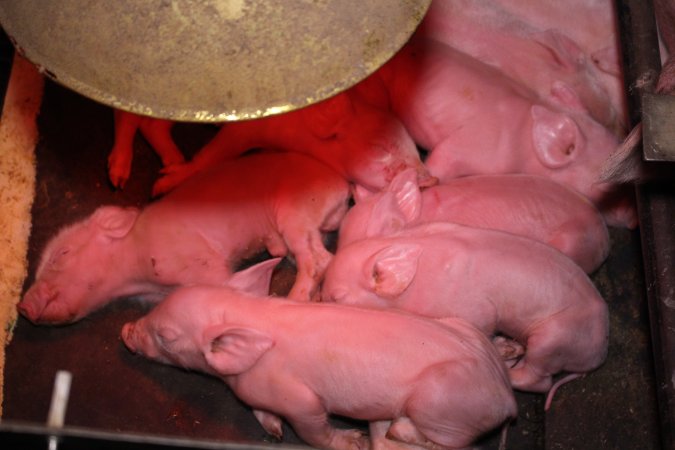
left=1, top=75, right=662, bottom=449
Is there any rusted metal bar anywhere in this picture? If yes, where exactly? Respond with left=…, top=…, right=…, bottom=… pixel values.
left=616, top=1, right=675, bottom=448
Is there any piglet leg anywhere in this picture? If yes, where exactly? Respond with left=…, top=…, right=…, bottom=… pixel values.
left=109, top=110, right=141, bottom=189
left=281, top=381, right=369, bottom=450
left=278, top=185, right=348, bottom=301
left=508, top=362, right=552, bottom=393
left=152, top=121, right=259, bottom=196
left=402, top=362, right=514, bottom=449
left=138, top=118, right=184, bottom=167
left=283, top=229, right=334, bottom=302
left=369, top=421, right=425, bottom=450
left=386, top=417, right=442, bottom=450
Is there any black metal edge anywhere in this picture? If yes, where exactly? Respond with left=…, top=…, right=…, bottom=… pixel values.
left=0, top=420, right=311, bottom=450
left=616, top=1, right=675, bottom=449
left=0, top=26, right=15, bottom=113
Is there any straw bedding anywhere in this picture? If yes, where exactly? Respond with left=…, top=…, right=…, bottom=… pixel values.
left=0, top=54, right=43, bottom=416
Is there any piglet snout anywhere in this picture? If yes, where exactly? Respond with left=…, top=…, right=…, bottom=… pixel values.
left=18, top=282, right=58, bottom=324
left=16, top=301, right=36, bottom=323
left=120, top=322, right=138, bottom=353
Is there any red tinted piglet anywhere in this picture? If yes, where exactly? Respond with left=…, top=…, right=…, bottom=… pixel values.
left=151, top=90, right=434, bottom=196
left=19, top=152, right=349, bottom=324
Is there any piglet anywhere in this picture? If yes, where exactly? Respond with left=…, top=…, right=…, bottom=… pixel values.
left=322, top=222, right=609, bottom=400
left=416, top=0, right=627, bottom=133
left=151, top=89, right=434, bottom=196
left=339, top=169, right=610, bottom=273
left=488, top=0, right=622, bottom=73
left=356, top=37, right=636, bottom=228
left=19, top=151, right=349, bottom=324
left=121, top=264, right=517, bottom=450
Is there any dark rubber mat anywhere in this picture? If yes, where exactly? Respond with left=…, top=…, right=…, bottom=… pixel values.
left=2, top=78, right=661, bottom=449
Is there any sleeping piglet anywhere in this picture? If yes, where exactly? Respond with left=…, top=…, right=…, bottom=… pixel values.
left=151, top=89, right=434, bottom=196
left=322, top=222, right=609, bottom=400
left=19, top=151, right=349, bottom=324
left=355, top=37, right=636, bottom=228
left=339, top=169, right=610, bottom=273
left=416, top=0, right=627, bottom=134
left=121, top=260, right=517, bottom=450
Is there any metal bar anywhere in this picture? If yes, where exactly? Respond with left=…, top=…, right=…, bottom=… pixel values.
left=616, top=1, right=675, bottom=449
left=0, top=421, right=310, bottom=450
left=46, top=371, right=73, bottom=450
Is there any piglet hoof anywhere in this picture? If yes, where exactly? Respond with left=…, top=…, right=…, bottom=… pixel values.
left=332, top=429, right=370, bottom=450
left=152, top=164, right=195, bottom=197
left=107, top=152, right=131, bottom=189
left=158, top=162, right=185, bottom=176
left=152, top=176, right=179, bottom=197
left=253, top=409, right=284, bottom=440
left=492, top=335, right=525, bottom=362
left=386, top=417, right=440, bottom=449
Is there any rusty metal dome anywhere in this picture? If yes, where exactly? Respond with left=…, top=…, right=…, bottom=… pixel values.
left=0, top=0, right=430, bottom=121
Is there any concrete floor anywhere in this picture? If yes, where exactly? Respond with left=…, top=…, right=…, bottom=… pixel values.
left=2, top=79, right=663, bottom=449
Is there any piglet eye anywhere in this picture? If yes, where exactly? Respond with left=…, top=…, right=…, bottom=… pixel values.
left=157, top=327, right=179, bottom=350
left=48, top=248, right=70, bottom=267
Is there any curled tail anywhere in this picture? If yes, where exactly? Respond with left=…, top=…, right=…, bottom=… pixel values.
left=544, top=373, right=584, bottom=411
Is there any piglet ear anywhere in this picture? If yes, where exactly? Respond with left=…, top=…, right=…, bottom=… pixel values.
left=365, top=193, right=407, bottom=237
left=367, top=244, right=422, bottom=298
left=91, top=206, right=139, bottom=238
left=531, top=105, right=581, bottom=169
left=227, top=258, right=281, bottom=296
left=363, top=171, right=422, bottom=238
left=388, top=168, right=422, bottom=224
left=203, top=326, right=274, bottom=375
left=302, top=92, right=354, bottom=139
